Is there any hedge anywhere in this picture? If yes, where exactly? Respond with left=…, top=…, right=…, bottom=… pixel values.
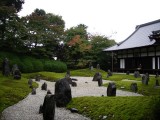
left=0, top=52, right=67, bottom=73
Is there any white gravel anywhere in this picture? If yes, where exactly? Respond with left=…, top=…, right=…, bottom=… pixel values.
left=1, top=77, right=142, bottom=120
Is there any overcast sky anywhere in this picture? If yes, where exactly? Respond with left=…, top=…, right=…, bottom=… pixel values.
left=18, top=0, right=160, bottom=42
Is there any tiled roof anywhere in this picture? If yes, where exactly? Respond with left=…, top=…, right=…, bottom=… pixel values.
left=104, top=19, right=160, bottom=51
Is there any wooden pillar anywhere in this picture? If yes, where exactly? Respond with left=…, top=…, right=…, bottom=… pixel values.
left=112, top=51, right=114, bottom=72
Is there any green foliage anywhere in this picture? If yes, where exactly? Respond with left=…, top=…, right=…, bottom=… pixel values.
left=30, top=59, right=44, bottom=72
left=44, top=60, right=67, bottom=73
left=0, top=52, right=22, bottom=70
left=64, top=24, right=92, bottom=68
left=23, top=71, right=65, bottom=82
left=89, top=35, right=116, bottom=71
left=0, top=52, right=67, bottom=73
left=21, top=57, right=34, bottom=73
left=67, top=96, right=160, bottom=120
left=70, top=68, right=106, bottom=77
left=0, top=73, right=38, bottom=113
left=21, top=9, right=65, bottom=58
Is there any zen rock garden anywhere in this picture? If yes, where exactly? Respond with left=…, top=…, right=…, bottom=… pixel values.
left=1, top=58, right=160, bottom=120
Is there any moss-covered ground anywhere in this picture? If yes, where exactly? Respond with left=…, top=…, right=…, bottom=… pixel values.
left=0, top=68, right=160, bottom=120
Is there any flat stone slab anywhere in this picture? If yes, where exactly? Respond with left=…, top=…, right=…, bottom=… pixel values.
left=122, top=79, right=141, bottom=82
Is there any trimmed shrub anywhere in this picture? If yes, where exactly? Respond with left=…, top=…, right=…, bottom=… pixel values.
left=21, top=57, right=34, bottom=73
left=0, top=52, right=67, bottom=73
left=44, top=60, right=67, bottom=73
left=31, top=59, right=44, bottom=72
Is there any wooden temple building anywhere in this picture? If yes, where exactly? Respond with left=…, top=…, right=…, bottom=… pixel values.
left=104, top=19, right=160, bottom=74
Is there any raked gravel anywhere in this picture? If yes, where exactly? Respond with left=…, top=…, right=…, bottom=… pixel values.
left=1, top=77, right=142, bottom=120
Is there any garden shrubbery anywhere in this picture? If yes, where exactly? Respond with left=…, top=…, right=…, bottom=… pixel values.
left=0, top=52, right=67, bottom=73
left=44, top=60, right=67, bottom=73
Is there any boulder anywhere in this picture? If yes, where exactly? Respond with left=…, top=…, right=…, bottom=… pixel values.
left=69, top=108, right=79, bottom=113
left=107, top=69, right=112, bottom=78
left=2, top=58, right=10, bottom=76
left=142, top=73, right=149, bottom=85
left=134, top=71, right=141, bottom=78
left=41, top=82, right=47, bottom=90
left=42, top=94, right=55, bottom=120
left=47, top=90, right=52, bottom=94
left=31, top=88, right=36, bottom=95
left=55, top=78, right=72, bottom=107
left=28, top=79, right=33, bottom=87
left=35, top=75, right=40, bottom=81
left=13, top=69, right=21, bottom=80
left=98, top=77, right=103, bottom=86
left=92, top=72, right=102, bottom=81
left=71, top=81, right=77, bottom=87
left=126, top=71, right=130, bottom=75
left=97, top=64, right=100, bottom=69
left=107, top=82, right=116, bottom=96
left=130, top=83, right=138, bottom=93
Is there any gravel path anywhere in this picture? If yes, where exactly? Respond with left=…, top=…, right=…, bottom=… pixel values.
left=1, top=77, right=142, bottom=120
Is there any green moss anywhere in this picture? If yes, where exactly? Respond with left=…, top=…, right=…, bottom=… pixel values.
left=0, top=73, right=38, bottom=113
left=1, top=69, right=160, bottom=120
left=67, top=96, right=160, bottom=120
left=103, top=74, right=160, bottom=96
left=23, top=71, right=65, bottom=82
left=70, top=68, right=106, bottom=77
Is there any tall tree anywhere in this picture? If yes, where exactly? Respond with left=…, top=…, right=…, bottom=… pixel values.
left=89, top=35, right=116, bottom=70
left=0, top=0, right=24, bottom=50
left=64, top=24, right=91, bottom=67
left=44, top=13, right=65, bottom=58
left=21, top=9, right=65, bottom=58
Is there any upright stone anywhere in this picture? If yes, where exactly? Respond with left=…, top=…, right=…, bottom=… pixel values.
left=98, top=77, right=103, bottom=86
left=92, top=72, right=102, bottom=81
left=31, top=88, right=36, bottom=95
left=130, top=83, right=138, bottom=93
left=2, top=58, right=10, bottom=76
left=28, top=79, right=33, bottom=88
left=42, top=94, right=55, bottom=120
left=55, top=78, right=72, bottom=107
left=126, top=71, right=130, bottom=75
left=65, top=70, right=72, bottom=84
left=65, top=70, right=70, bottom=78
left=41, top=82, right=47, bottom=90
left=134, top=71, right=141, bottom=78
left=155, top=78, right=159, bottom=86
left=142, top=73, right=149, bottom=85
left=35, top=75, right=40, bottom=81
left=107, top=69, right=112, bottom=78
left=155, top=74, right=159, bottom=86
left=89, top=62, right=92, bottom=70
left=13, top=69, right=21, bottom=80
left=97, top=64, right=100, bottom=69
left=11, top=64, right=18, bottom=75
left=107, top=82, right=116, bottom=96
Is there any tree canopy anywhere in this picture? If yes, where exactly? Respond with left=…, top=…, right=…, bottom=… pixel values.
left=0, top=0, right=24, bottom=51
left=0, top=2, right=116, bottom=70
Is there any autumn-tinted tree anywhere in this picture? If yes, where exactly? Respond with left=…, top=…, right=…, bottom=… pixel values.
left=64, top=24, right=91, bottom=68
